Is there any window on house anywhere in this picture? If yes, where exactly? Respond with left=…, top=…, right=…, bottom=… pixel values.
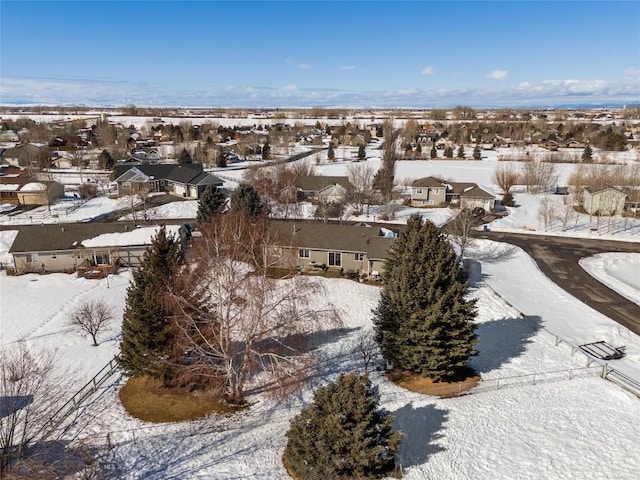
left=328, top=252, right=341, bottom=267
left=26, top=253, right=39, bottom=263
left=94, top=252, right=110, bottom=265
left=354, top=253, right=364, bottom=261
left=299, top=249, right=310, bottom=258
left=415, top=188, right=423, bottom=194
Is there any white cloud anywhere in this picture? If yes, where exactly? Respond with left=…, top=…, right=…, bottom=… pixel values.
left=625, top=67, right=640, bottom=76
left=1, top=76, right=637, bottom=108
left=486, top=69, right=509, bottom=80
left=298, top=63, right=311, bottom=69
left=339, top=65, right=356, bottom=71
left=420, top=66, right=435, bottom=76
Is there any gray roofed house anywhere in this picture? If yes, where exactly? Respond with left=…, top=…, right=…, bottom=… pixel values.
left=411, top=176, right=495, bottom=211
left=270, top=220, right=400, bottom=278
left=293, top=176, right=351, bottom=202
left=114, top=163, right=223, bottom=199
left=9, top=222, right=187, bottom=276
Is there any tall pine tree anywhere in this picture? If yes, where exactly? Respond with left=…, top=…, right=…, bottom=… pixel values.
left=373, top=214, right=477, bottom=381
left=284, top=372, right=402, bottom=480
left=327, top=142, right=336, bottom=161
left=230, top=183, right=266, bottom=217
left=197, top=184, right=226, bottom=225
left=178, top=147, right=193, bottom=164
left=118, top=226, right=181, bottom=383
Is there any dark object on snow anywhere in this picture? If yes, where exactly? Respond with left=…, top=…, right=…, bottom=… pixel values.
left=578, top=341, right=626, bottom=360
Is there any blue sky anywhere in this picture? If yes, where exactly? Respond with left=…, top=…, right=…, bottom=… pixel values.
left=1, top=1, right=639, bottom=108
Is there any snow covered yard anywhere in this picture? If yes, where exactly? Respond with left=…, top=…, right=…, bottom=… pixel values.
left=581, top=253, right=640, bottom=307
left=2, top=241, right=639, bottom=478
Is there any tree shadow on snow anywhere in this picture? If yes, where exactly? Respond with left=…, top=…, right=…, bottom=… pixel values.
left=392, top=403, right=448, bottom=469
left=470, top=315, right=542, bottom=374
left=466, top=242, right=519, bottom=264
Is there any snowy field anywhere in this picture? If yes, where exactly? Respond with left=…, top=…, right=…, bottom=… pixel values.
left=580, top=253, right=640, bottom=306
left=1, top=240, right=639, bottom=479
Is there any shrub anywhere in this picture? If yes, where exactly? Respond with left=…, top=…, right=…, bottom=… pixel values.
left=284, top=372, right=402, bottom=480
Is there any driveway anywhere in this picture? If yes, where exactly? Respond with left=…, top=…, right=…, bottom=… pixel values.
left=481, top=232, right=640, bottom=335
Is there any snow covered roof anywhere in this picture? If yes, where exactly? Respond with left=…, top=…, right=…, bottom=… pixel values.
left=20, top=182, right=47, bottom=192
left=9, top=222, right=185, bottom=253
left=81, top=225, right=183, bottom=248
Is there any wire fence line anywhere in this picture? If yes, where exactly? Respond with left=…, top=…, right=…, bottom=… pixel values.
left=481, top=281, right=640, bottom=397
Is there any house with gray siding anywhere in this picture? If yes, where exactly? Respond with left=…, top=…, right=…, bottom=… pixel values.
left=9, top=222, right=186, bottom=275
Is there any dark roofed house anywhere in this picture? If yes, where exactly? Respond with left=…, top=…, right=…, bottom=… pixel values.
left=293, top=176, right=351, bottom=202
left=113, top=163, right=223, bottom=199
left=411, top=176, right=495, bottom=211
left=270, top=220, right=399, bottom=279
left=9, top=222, right=186, bottom=276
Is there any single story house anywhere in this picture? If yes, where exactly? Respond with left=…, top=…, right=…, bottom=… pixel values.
left=270, top=220, right=399, bottom=278
left=582, top=187, right=628, bottom=216
left=0, top=173, right=64, bottom=205
left=113, top=163, right=223, bottom=199
left=410, top=177, right=496, bottom=211
left=293, top=176, right=351, bottom=202
left=9, top=222, right=186, bottom=275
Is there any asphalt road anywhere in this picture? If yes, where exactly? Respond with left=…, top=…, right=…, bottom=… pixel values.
left=481, top=231, right=640, bottom=335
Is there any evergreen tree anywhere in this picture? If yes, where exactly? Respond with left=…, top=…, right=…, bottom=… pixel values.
left=216, top=150, right=227, bottom=168
left=430, top=145, right=438, bottom=159
left=325, top=124, right=332, bottom=136
left=178, top=147, right=193, bottom=164
left=230, top=183, right=266, bottom=217
left=416, top=143, right=422, bottom=156
left=582, top=144, right=593, bottom=163
left=118, top=226, right=181, bottom=382
left=502, top=191, right=515, bottom=207
left=357, top=144, right=366, bottom=161
left=328, top=142, right=336, bottom=161
left=262, top=142, right=271, bottom=160
left=197, top=184, right=226, bottom=225
left=457, top=144, right=465, bottom=159
left=473, top=144, right=481, bottom=160
left=373, top=215, right=477, bottom=381
left=97, top=149, right=114, bottom=170
left=284, top=372, right=402, bottom=480
left=444, top=145, right=454, bottom=158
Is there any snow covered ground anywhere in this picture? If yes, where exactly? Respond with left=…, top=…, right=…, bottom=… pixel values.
left=1, top=239, right=639, bottom=479
left=580, top=253, right=640, bottom=307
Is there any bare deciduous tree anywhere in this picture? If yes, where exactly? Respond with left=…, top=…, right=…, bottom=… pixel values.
left=537, top=196, right=559, bottom=231
left=346, top=162, right=375, bottom=215
left=167, top=213, right=341, bottom=405
left=68, top=299, right=114, bottom=346
left=492, top=164, right=519, bottom=195
left=447, top=208, right=479, bottom=259
left=355, top=330, right=379, bottom=374
left=521, top=160, right=558, bottom=194
left=0, top=343, right=89, bottom=476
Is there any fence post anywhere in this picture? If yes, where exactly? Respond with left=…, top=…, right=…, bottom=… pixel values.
left=601, top=363, right=608, bottom=379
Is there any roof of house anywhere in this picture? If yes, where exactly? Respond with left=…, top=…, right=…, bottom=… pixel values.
left=583, top=186, right=627, bottom=196
left=271, top=220, right=400, bottom=260
left=293, top=176, right=350, bottom=192
left=8, top=222, right=183, bottom=254
left=114, top=163, right=223, bottom=187
left=411, top=177, right=445, bottom=188
left=458, top=185, right=496, bottom=199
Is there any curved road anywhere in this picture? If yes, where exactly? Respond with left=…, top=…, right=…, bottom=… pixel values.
left=481, top=232, right=640, bottom=335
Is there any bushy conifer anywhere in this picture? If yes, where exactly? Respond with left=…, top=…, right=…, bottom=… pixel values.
left=373, top=215, right=477, bottom=381
left=284, top=372, right=402, bottom=480
left=196, top=185, right=226, bottom=225
left=118, top=226, right=181, bottom=382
